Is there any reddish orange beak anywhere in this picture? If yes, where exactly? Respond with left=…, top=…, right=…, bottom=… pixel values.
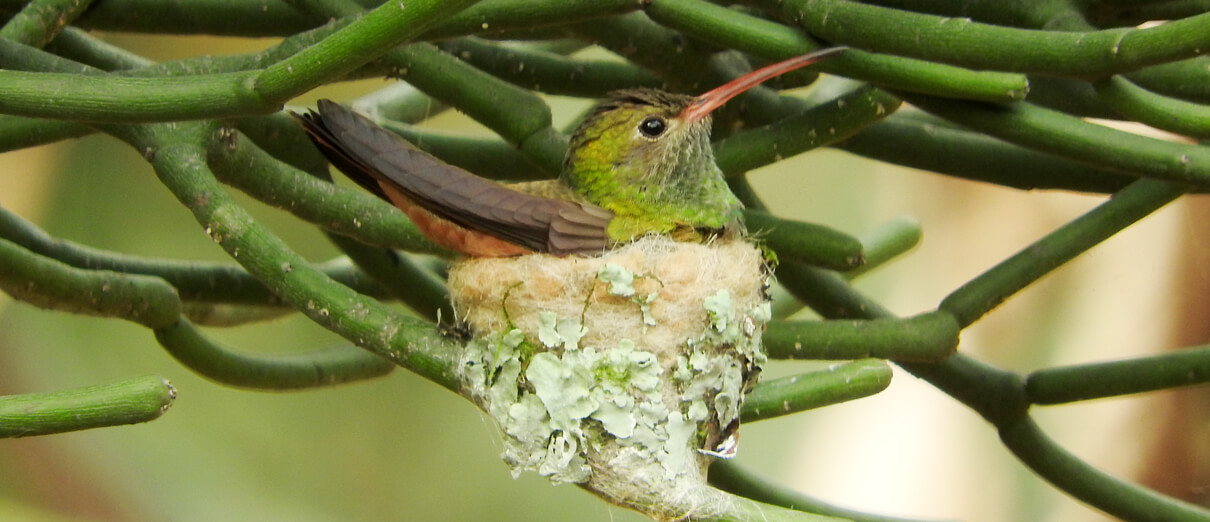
left=681, top=47, right=846, bottom=123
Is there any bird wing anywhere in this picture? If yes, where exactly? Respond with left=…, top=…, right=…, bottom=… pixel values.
left=293, top=99, right=613, bottom=256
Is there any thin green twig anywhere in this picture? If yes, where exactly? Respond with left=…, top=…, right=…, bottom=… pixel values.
left=764, top=311, right=959, bottom=362
left=745, top=210, right=865, bottom=270
left=710, top=462, right=939, bottom=522
left=902, top=93, right=1210, bottom=189
left=778, top=0, right=1210, bottom=77
left=940, top=178, right=1186, bottom=328
left=647, top=0, right=1029, bottom=102
left=154, top=319, right=395, bottom=390
left=0, top=0, right=93, bottom=47
left=0, top=376, right=175, bottom=438
left=0, top=236, right=181, bottom=328
left=1027, top=344, right=1210, bottom=404
left=742, top=359, right=892, bottom=422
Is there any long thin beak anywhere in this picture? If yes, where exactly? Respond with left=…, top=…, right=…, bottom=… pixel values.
left=681, top=47, right=847, bottom=123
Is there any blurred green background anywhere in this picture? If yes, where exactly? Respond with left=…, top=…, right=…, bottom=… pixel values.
left=2, top=33, right=1208, bottom=522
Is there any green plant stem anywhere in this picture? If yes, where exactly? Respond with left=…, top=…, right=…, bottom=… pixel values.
left=0, top=236, right=181, bottom=328
left=1, top=0, right=641, bottom=39
left=289, top=0, right=554, bottom=147
left=940, top=178, right=1186, bottom=328
left=0, top=0, right=92, bottom=47
left=742, top=359, right=892, bottom=422
left=1127, top=57, right=1210, bottom=104
left=709, top=461, right=934, bottom=522
left=777, top=250, right=1210, bottom=520
left=0, top=68, right=269, bottom=121
left=647, top=484, right=847, bottom=521
left=106, top=120, right=461, bottom=391
left=1094, top=75, right=1210, bottom=138
left=44, top=26, right=151, bottom=70
left=836, top=110, right=1142, bottom=193
left=714, top=86, right=902, bottom=176
left=0, top=205, right=385, bottom=305
left=0, top=376, right=175, bottom=438
left=768, top=216, right=921, bottom=320
left=324, top=234, right=452, bottom=323
left=349, top=82, right=446, bottom=124
left=0, top=0, right=481, bottom=121
left=902, top=93, right=1210, bottom=189
left=1026, top=76, right=1117, bottom=119
left=844, top=216, right=921, bottom=280
left=0, top=35, right=101, bottom=72
left=645, top=0, right=1029, bottom=102
left=435, top=36, right=662, bottom=97
left=999, top=416, right=1210, bottom=521
left=1027, top=344, right=1210, bottom=404
left=418, top=0, right=642, bottom=40
left=0, top=212, right=395, bottom=387
left=182, top=302, right=295, bottom=327
left=764, top=311, right=958, bottom=362
left=255, top=0, right=483, bottom=102
left=777, top=0, right=1210, bottom=77
left=154, top=319, right=395, bottom=389
left=61, top=0, right=316, bottom=36
left=0, top=114, right=89, bottom=151
left=776, top=261, right=894, bottom=320
left=745, top=210, right=865, bottom=270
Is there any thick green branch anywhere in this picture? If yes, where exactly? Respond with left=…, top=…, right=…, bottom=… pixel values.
left=0, top=0, right=93, bottom=47
left=324, top=234, right=452, bottom=323
left=289, top=0, right=553, bottom=147
left=1027, top=344, right=1210, bottom=404
left=764, top=311, right=959, bottom=362
left=107, top=121, right=461, bottom=391
left=0, top=114, right=89, bottom=151
left=154, top=319, right=395, bottom=390
left=0, top=205, right=385, bottom=305
left=742, top=359, right=892, bottom=422
left=745, top=210, right=865, bottom=270
left=1000, top=416, right=1210, bottom=521
left=0, top=235, right=181, bottom=328
left=0, top=0, right=482, bottom=121
left=0, top=376, right=175, bottom=438
left=836, top=110, right=1142, bottom=193
left=902, top=93, right=1210, bottom=188
left=646, top=0, right=1029, bottom=102
left=257, top=0, right=483, bottom=102
left=1094, top=75, right=1210, bottom=138
left=940, top=178, right=1185, bottom=328
left=710, top=462, right=935, bottom=522
left=714, top=86, right=902, bottom=176
left=780, top=0, right=1210, bottom=77
left=419, top=0, right=642, bottom=40
left=436, top=37, right=662, bottom=97
left=844, top=216, right=921, bottom=280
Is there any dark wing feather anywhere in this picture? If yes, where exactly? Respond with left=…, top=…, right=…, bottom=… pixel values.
left=293, top=99, right=613, bottom=256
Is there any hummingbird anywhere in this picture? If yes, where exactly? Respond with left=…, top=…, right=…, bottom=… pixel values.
left=295, top=48, right=844, bottom=257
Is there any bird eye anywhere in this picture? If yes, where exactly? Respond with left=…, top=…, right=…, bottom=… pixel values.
left=638, top=116, right=667, bottom=138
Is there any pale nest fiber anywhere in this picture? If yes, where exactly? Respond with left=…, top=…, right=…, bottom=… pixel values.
left=449, top=236, right=767, bottom=356
left=452, top=236, right=771, bottom=517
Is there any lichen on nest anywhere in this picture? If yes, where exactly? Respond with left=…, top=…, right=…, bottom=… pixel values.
left=452, top=236, right=771, bottom=506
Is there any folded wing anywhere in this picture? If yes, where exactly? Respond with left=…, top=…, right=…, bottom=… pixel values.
left=294, top=100, right=613, bottom=256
